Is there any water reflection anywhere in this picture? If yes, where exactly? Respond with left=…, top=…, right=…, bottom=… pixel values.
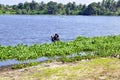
left=0, top=52, right=94, bottom=67
left=0, top=57, right=48, bottom=67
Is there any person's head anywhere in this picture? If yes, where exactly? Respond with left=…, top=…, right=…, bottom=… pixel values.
left=55, top=34, right=59, bottom=37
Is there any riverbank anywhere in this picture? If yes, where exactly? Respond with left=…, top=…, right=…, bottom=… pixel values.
left=0, top=58, right=120, bottom=80
left=0, top=35, right=120, bottom=68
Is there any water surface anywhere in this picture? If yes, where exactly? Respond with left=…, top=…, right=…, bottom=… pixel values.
left=0, top=15, right=120, bottom=45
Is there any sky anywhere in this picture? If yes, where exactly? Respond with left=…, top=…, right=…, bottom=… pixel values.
left=0, top=0, right=103, bottom=5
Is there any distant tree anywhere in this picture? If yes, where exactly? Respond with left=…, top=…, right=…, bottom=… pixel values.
left=18, top=3, right=24, bottom=9
left=0, top=10, right=2, bottom=14
left=83, top=2, right=98, bottom=15
left=1, top=0, right=120, bottom=15
left=47, top=1, right=58, bottom=14
left=57, top=3, right=65, bottom=15
left=22, top=9, right=28, bottom=14
left=12, top=5, right=18, bottom=10
left=39, top=1, right=47, bottom=14
left=24, top=2, right=30, bottom=12
left=78, top=4, right=83, bottom=15
left=16, top=9, right=22, bottom=14
left=30, top=0, right=39, bottom=10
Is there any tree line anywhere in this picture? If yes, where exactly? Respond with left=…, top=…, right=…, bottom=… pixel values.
left=0, top=0, right=120, bottom=15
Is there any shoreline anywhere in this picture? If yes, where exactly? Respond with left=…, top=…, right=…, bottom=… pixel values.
left=0, top=58, right=120, bottom=80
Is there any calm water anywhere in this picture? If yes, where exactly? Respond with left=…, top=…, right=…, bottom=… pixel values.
left=0, top=15, right=120, bottom=46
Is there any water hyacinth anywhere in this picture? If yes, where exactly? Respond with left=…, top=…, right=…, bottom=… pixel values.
left=0, top=35, right=120, bottom=62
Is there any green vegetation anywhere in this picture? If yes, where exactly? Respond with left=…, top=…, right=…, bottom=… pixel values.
left=32, top=58, right=120, bottom=80
left=1, top=58, right=120, bottom=80
left=29, top=58, right=120, bottom=80
left=0, top=35, right=120, bottom=62
left=1, top=0, right=120, bottom=15
left=11, top=62, right=42, bottom=69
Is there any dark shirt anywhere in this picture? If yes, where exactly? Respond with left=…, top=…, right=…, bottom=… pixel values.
left=51, top=34, right=60, bottom=42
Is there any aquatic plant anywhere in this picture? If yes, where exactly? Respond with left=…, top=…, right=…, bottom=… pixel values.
left=0, top=35, right=120, bottom=62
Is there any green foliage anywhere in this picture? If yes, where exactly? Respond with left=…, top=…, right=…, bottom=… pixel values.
left=0, top=0, right=120, bottom=15
left=0, top=35, right=120, bottom=64
left=11, top=62, right=41, bottom=69
left=0, top=10, right=2, bottom=14
left=83, top=2, right=98, bottom=15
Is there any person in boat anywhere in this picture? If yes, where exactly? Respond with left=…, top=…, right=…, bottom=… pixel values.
left=51, top=34, right=60, bottom=42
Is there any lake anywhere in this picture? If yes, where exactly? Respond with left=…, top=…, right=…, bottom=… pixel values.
left=0, top=15, right=120, bottom=46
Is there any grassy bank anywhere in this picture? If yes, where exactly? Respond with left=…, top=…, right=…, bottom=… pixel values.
left=0, top=58, right=120, bottom=80
left=0, top=35, right=120, bottom=62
